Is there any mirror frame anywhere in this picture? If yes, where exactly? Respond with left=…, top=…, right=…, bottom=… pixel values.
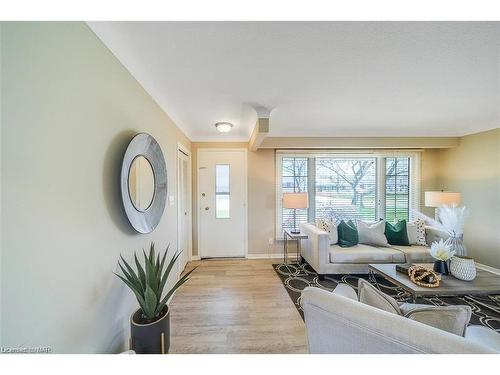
left=120, top=133, right=167, bottom=233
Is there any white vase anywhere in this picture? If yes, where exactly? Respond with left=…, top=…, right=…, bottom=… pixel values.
left=444, top=235, right=467, bottom=256
left=450, top=256, right=476, bottom=281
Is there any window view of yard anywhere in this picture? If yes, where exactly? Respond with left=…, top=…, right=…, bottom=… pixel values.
left=281, top=156, right=411, bottom=232
left=315, top=157, right=377, bottom=222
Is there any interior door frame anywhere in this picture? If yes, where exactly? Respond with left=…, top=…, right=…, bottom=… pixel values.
left=197, top=148, right=248, bottom=259
left=177, top=142, right=193, bottom=268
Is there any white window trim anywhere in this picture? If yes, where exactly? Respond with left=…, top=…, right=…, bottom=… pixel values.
left=275, top=150, right=421, bottom=239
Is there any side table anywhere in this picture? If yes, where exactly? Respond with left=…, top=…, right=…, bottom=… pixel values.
left=283, top=229, right=308, bottom=265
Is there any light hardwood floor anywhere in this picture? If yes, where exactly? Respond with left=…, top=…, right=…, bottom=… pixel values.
left=169, top=258, right=308, bottom=354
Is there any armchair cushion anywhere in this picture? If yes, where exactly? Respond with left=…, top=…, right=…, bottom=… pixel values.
left=405, top=305, right=471, bottom=337
left=465, top=326, right=500, bottom=351
left=358, top=279, right=401, bottom=315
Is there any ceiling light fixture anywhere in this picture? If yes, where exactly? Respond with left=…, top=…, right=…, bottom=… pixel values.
left=214, top=122, right=233, bottom=133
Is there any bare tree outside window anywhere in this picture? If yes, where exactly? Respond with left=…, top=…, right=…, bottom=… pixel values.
left=315, top=158, right=376, bottom=222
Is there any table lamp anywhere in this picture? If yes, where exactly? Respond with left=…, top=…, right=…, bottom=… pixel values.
left=425, top=191, right=461, bottom=220
left=283, top=192, right=308, bottom=234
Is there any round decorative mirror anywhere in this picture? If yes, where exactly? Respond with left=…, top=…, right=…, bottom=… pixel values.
left=121, top=133, right=167, bottom=233
left=128, top=156, right=155, bottom=212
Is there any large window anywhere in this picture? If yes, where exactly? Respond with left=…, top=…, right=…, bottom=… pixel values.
left=276, top=152, right=419, bottom=237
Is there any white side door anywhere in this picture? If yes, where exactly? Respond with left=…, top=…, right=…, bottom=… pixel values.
left=198, top=149, right=247, bottom=258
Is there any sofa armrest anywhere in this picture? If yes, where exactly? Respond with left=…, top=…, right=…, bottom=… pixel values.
left=300, top=223, right=330, bottom=274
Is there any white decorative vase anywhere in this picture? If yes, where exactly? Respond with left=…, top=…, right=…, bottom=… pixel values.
left=450, top=256, right=476, bottom=281
left=444, top=235, right=467, bottom=256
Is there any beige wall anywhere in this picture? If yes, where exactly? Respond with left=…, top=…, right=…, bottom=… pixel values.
left=437, top=128, right=500, bottom=268
left=1, top=22, right=190, bottom=352
left=420, top=148, right=441, bottom=218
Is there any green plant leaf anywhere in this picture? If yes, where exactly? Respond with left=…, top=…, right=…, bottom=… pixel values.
left=155, top=266, right=197, bottom=316
left=134, top=253, right=146, bottom=291
left=149, top=242, right=155, bottom=265
left=143, top=249, right=157, bottom=296
left=158, top=244, right=169, bottom=275
left=143, top=284, right=157, bottom=319
left=114, top=272, right=147, bottom=311
left=158, top=250, right=182, bottom=296
left=117, top=262, right=142, bottom=293
left=119, top=255, right=142, bottom=291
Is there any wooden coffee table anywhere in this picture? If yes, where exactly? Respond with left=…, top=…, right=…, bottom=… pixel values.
left=369, top=263, right=500, bottom=303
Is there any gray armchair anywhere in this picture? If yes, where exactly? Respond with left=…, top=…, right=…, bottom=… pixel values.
left=302, top=285, right=500, bottom=354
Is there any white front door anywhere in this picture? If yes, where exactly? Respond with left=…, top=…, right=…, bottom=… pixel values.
left=198, top=149, right=247, bottom=258
left=177, top=148, right=191, bottom=275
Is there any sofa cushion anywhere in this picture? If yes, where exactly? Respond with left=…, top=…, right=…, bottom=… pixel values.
left=385, top=220, right=410, bottom=246
left=358, top=279, right=401, bottom=315
left=390, top=245, right=434, bottom=263
left=329, top=244, right=405, bottom=264
left=356, top=220, right=388, bottom=247
left=337, top=220, right=359, bottom=247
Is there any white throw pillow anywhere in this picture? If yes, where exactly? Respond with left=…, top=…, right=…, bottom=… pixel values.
left=315, top=219, right=338, bottom=245
left=407, top=219, right=427, bottom=245
left=356, top=220, right=388, bottom=247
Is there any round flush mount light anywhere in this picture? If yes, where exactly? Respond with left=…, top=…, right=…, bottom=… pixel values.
left=214, top=122, right=233, bottom=133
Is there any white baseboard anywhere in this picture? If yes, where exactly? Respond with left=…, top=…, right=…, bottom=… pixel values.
left=246, top=252, right=296, bottom=259
left=189, top=254, right=290, bottom=260
left=476, top=262, right=500, bottom=275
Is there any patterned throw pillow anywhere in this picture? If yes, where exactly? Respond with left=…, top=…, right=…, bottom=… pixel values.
left=407, top=219, right=427, bottom=246
left=316, top=219, right=338, bottom=245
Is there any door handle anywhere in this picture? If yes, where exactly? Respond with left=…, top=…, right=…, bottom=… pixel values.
left=205, top=207, right=210, bottom=211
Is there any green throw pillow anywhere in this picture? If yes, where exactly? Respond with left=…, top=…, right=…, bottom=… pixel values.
left=337, top=220, right=359, bottom=248
left=385, top=220, right=410, bottom=246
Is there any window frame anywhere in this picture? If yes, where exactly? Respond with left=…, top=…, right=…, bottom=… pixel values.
left=275, top=150, right=421, bottom=239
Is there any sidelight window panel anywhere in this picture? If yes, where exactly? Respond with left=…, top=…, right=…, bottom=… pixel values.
left=215, top=164, right=230, bottom=218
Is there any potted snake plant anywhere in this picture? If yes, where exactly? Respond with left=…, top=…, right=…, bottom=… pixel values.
left=115, top=243, right=196, bottom=354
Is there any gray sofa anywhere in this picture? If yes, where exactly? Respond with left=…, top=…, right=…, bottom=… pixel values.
left=302, top=285, right=500, bottom=353
left=300, top=222, right=443, bottom=276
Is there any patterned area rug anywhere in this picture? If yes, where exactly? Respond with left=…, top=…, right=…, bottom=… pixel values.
left=273, top=262, right=500, bottom=332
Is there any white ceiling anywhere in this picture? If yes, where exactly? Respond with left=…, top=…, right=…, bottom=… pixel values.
left=88, top=22, right=500, bottom=141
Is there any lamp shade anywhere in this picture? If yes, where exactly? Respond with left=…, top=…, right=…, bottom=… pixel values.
left=425, top=191, right=461, bottom=207
left=283, top=192, right=308, bottom=209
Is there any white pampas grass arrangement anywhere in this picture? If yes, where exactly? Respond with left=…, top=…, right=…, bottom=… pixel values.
left=413, top=205, right=469, bottom=237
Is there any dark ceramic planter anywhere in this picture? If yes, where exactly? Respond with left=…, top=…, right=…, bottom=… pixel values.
left=130, top=307, right=170, bottom=354
left=433, top=260, right=449, bottom=275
